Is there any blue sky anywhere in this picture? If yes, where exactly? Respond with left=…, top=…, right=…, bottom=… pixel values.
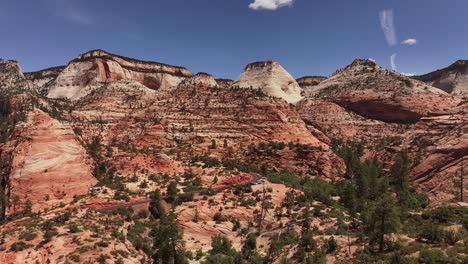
left=1, top=0, right=467, bottom=79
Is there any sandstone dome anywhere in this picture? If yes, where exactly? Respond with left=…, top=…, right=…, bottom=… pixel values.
left=234, top=61, right=304, bottom=104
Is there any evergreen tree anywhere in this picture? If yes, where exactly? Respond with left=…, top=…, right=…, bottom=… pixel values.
left=391, top=151, right=411, bottom=211
left=149, top=189, right=165, bottom=220
left=362, top=187, right=400, bottom=252
left=152, top=212, right=188, bottom=264
left=167, top=181, right=179, bottom=203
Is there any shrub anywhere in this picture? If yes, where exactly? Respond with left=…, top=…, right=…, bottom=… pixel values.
left=10, top=241, right=31, bottom=252
left=68, top=254, right=80, bottom=262
left=19, top=230, right=37, bottom=241
left=213, top=212, right=226, bottom=223
left=418, top=223, right=444, bottom=244
left=419, top=249, right=448, bottom=264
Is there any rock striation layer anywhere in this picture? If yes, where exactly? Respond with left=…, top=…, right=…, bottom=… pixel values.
left=47, top=49, right=193, bottom=100
left=307, top=59, right=460, bottom=123
left=4, top=109, right=96, bottom=215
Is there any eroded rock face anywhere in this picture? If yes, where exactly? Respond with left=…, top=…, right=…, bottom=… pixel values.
left=406, top=110, right=468, bottom=205
left=215, top=78, right=234, bottom=88
left=234, top=61, right=304, bottom=104
left=0, top=59, right=26, bottom=89
left=24, top=66, right=66, bottom=91
left=296, top=76, right=327, bottom=91
left=47, top=49, right=193, bottom=100
left=5, top=109, right=96, bottom=215
left=180, top=72, right=218, bottom=87
left=66, top=80, right=341, bottom=180
left=307, top=59, right=461, bottom=123
left=415, top=60, right=468, bottom=96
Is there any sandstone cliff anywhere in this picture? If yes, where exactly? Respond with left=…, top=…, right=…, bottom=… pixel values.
left=47, top=49, right=193, bottom=100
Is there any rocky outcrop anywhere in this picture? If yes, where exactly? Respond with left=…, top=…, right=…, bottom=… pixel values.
left=180, top=72, right=218, bottom=87
left=234, top=61, right=304, bottom=104
left=0, top=59, right=26, bottom=89
left=4, top=109, right=96, bottom=215
left=47, top=49, right=193, bottom=100
left=307, top=59, right=461, bottom=123
left=24, top=66, right=65, bottom=90
left=405, top=109, right=468, bottom=205
left=67, top=80, right=342, bottom=179
left=297, top=76, right=327, bottom=90
left=414, top=60, right=468, bottom=96
left=215, top=78, right=234, bottom=88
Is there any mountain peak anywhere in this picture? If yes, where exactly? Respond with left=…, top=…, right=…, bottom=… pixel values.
left=235, top=60, right=303, bottom=104
left=414, top=59, right=468, bottom=95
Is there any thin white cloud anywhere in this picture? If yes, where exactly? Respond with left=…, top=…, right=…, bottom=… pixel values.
left=379, top=9, right=397, bottom=46
left=401, top=72, right=416, bottom=76
left=249, top=0, right=294, bottom=10
left=46, top=0, right=93, bottom=25
left=390, top=53, right=397, bottom=71
left=401, top=38, right=418, bottom=45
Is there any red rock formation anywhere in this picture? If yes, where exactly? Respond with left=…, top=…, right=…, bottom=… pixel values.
left=308, top=59, right=461, bottom=124
left=4, top=109, right=96, bottom=215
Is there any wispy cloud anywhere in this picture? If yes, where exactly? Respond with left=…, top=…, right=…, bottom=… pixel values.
left=390, top=53, right=397, bottom=71
left=401, top=38, right=418, bottom=45
left=249, top=0, right=294, bottom=11
left=46, top=0, right=93, bottom=25
left=379, top=9, right=397, bottom=46
left=401, top=72, right=416, bottom=76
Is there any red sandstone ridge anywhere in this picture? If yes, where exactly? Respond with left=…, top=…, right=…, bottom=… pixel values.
left=47, top=49, right=193, bottom=100
left=4, top=109, right=96, bottom=215
left=307, top=59, right=461, bottom=124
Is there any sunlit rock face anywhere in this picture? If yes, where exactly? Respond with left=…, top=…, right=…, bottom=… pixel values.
left=0, top=59, right=26, bottom=89
left=415, top=60, right=468, bottom=96
left=234, top=61, right=304, bottom=104
left=47, top=49, right=193, bottom=100
left=5, top=109, right=97, bottom=215
left=306, top=59, right=460, bottom=124
left=179, top=72, right=218, bottom=87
